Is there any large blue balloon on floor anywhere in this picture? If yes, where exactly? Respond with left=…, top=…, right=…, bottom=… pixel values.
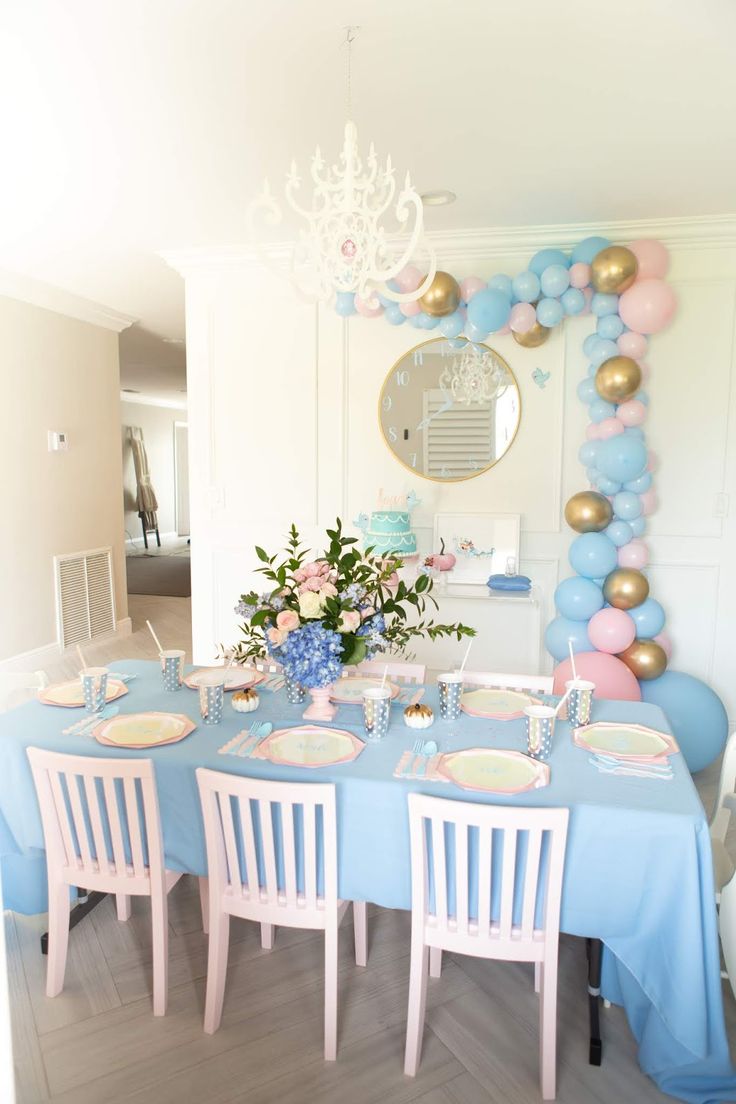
left=554, top=576, right=604, bottom=621
left=641, top=670, right=728, bottom=773
left=545, top=616, right=592, bottom=661
left=569, top=532, right=618, bottom=579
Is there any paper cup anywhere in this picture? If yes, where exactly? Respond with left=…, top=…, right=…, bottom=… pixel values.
left=198, top=672, right=225, bottom=725
left=525, top=705, right=556, bottom=761
left=565, top=679, right=595, bottom=728
left=363, top=687, right=391, bottom=741
left=81, top=667, right=108, bottom=713
left=284, top=673, right=306, bottom=705
left=161, top=649, right=186, bottom=691
left=437, top=672, right=463, bottom=720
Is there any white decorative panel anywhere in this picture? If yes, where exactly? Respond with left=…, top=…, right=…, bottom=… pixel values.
left=647, top=561, right=720, bottom=682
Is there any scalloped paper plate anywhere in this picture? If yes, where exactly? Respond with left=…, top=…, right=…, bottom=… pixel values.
left=38, top=679, right=129, bottom=709
left=93, top=712, right=196, bottom=748
left=573, top=722, right=677, bottom=762
left=438, top=748, right=549, bottom=793
left=460, top=688, right=542, bottom=720
left=254, top=725, right=364, bottom=767
left=329, top=677, right=400, bottom=704
left=183, top=667, right=265, bottom=691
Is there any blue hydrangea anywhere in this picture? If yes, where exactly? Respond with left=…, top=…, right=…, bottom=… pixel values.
left=358, top=612, right=386, bottom=638
left=271, top=595, right=285, bottom=611
left=345, top=583, right=366, bottom=605
left=272, top=622, right=344, bottom=689
left=234, top=600, right=258, bottom=619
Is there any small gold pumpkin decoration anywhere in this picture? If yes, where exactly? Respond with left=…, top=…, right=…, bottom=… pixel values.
left=404, top=702, right=434, bottom=729
left=232, top=688, right=259, bottom=713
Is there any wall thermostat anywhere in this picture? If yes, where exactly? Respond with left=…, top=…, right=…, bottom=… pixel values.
left=48, top=431, right=69, bottom=452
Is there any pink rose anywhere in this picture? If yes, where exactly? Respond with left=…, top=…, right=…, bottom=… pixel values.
left=303, top=561, right=321, bottom=578
left=320, top=581, right=338, bottom=598
left=293, top=568, right=307, bottom=583
left=338, top=610, right=361, bottom=633
left=276, top=610, right=299, bottom=632
left=304, top=576, right=323, bottom=592
left=318, top=561, right=332, bottom=575
left=266, top=627, right=287, bottom=647
left=360, top=606, right=375, bottom=620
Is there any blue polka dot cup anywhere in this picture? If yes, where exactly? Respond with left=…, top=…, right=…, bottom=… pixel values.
left=80, top=667, right=108, bottom=714
left=437, top=673, right=463, bottom=721
left=284, top=674, right=306, bottom=705
left=565, top=679, right=595, bottom=729
left=363, top=687, right=391, bottom=741
left=525, top=705, right=556, bottom=761
left=198, top=672, right=225, bottom=725
left=161, top=649, right=186, bottom=691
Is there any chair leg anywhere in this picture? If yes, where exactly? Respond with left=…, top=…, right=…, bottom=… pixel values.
left=353, top=901, right=367, bottom=967
left=324, top=920, right=339, bottom=1060
left=429, top=947, right=442, bottom=978
left=150, top=887, right=169, bottom=1017
left=539, top=953, right=559, bottom=1100
left=116, top=894, right=132, bottom=922
left=203, top=909, right=231, bottom=1034
left=46, top=881, right=71, bottom=997
left=260, top=923, right=274, bottom=950
left=404, top=933, right=430, bottom=1076
left=198, top=877, right=209, bottom=935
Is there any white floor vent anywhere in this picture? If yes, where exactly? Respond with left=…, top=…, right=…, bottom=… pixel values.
left=54, top=548, right=116, bottom=649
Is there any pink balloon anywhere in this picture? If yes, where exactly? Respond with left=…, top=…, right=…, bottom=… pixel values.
left=509, top=302, right=536, bottom=334
left=459, top=276, right=485, bottom=303
left=618, top=539, right=649, bottom=569
left=619, top=279, right=677, bottom=335
left=628, top=239, right=670, bottom=280
left=640, top=488, right=658, bottom=515
left=400, top=300, right=421, bottom=318
left=588, top=608, right=637, bottom=654
left=618, top=331, right=648, bottom=359
left=497, top=322, right=511, bottom=335
left=598, top=417, right=625, bottom=439
left=654, top=630, right=673, bottom=659
left=569, top=262, right=591, bottom=289
left=646, top=450, right=659, bottom=473
left=585, top=422, right=602, bottom=440
left=552, top=652, right=642, bottom=701
left=394, top=265, right=423, bottom=293
left=617, top=399, right=647, bottom=427
left=354, top=294, right=383, bottom=318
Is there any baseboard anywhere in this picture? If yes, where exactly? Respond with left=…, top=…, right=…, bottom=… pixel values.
left=0, top=618, right=133, bottom=674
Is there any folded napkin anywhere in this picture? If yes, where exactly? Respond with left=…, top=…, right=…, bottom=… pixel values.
left=393, top=749, right=447, bottom=782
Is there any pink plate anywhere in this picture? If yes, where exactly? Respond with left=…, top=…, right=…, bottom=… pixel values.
left=329, top=677, right=400, bottom=705
left=437, top=747, right=549, bottom=794
left=573, top=722, right=678, bottom=762
left=253, top=725, right=364, bottom=768
left=183, top=667, right=265, bottom=692
left=460, top=688, right=543, bottom=720
left=92, top=712, right=196, bottom=749
left=38, top=679, right=129, bottom=709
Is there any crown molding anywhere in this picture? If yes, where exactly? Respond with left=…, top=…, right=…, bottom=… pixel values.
left=0, top=269, right=137, bottom=332
left=161, top=213, right=736, bottom=277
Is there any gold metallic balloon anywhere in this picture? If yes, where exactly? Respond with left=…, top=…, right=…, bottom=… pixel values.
left=512, top=321, right=550, bottom=348
left=564, top=491, right=613, bottom=533
left=418, top=271, right=461, bottom=317
left=595, top=356, right=642, bottom=403
left=590, top=245, right=639, bottom=294
left=603, top=568, right=650, bottom=611
left=618, top=639, right=667, bottom=680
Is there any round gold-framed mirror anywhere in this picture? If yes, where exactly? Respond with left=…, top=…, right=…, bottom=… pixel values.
left=378, top=337, right=521, bottom=482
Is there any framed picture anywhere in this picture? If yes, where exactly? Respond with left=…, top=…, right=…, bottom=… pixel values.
left=433, top=513, right=521, bottom=584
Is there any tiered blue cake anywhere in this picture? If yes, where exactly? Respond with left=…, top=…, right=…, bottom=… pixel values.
left=363, top=510, right=417, bottom=556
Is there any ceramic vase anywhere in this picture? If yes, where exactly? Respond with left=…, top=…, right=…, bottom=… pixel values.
left=303, top=685, right=337, bottom=722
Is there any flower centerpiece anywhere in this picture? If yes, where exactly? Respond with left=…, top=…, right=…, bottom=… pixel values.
left=229, top=519, right=475, bottom=720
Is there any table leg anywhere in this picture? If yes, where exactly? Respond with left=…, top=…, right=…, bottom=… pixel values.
left=40, top=889, right=107, bottom=955
left=587, top=937, right=603, bottom=1065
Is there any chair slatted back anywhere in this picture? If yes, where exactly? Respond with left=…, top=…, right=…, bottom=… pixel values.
left=355, top=660, right=426, bottom=685
left=460, top=670, right=553, bottom=695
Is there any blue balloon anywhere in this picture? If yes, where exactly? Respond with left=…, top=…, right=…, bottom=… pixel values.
left=589, top=398, right=616, bottom=423
left=540, top=264, right=570, bottom=298
left=597, top=314, right=624, bottom=340
left=572, top=236, right=611, bottom=265
left=577, top=377, right=598, bottom=403
left=545, top=615, right=592, bottom=661
left=529, top=248, right=569, bottom=276
left=488, top=273, right=513, bottom=298
left=536, top=298, right=564, bottom=327
left=335, top=292, right=356, bottom=316
left=439, top=310, right=464, bottom=338
left=636, top=390, right=650, bottom=406
left=464, top=320, right=489, bottom=342
left=624, top=427, right=645, bottom=439
left=560, top=287, right=585, bottom=315
left=578, top=440, right=599, bottom=467
left=409, top=314, right=425, bottom=328
left=467, top=288, right=511, bottom=333
left=606, top=520, right=634, bottom=547
left=631, top=598, right=665, bottom=637
left=569, top=532, right=618, bottom=579
left=420, top=312, right=440, bottom=329
left=624, top=472, right=652, bottom=493
left=589, top=338, right=619, bottom=365
left=512, top=270, right=540, bottom=303
left=641, top=671, right=728, bottom=773
left=597, top=435, right=648, bottom=482
left=629, top=516, right=646, bottom=537
left=597, top=477, right=621, bottom=495
left=554, top=576, right=605, bottom=621
left=613, top=491, right=642, bottom=520
left=446, top=336, right=466, bottom=349
left=583, top=333, right=600, bottom=359
left=377, top=279, right=400, bottom=308
left=384, top=304, right=406, bottom=325
left=591, top=293, right=620, bottom=317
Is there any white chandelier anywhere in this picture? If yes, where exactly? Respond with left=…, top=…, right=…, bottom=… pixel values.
left=246, top=28, right=436, bottom=304
left=439, top=343, right=509, bottom=405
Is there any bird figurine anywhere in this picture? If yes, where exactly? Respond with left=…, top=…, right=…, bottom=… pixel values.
left=532, top=368, right=551, bottom=389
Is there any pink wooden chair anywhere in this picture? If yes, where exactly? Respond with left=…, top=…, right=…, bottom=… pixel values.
left=404, top=793, right=569, bottom=1100
left=354, top=660, right=426, bottom=685
left=460, top=670, right=554, bottom=695
left=196, top=769, right=367, bottom=1058
left=26, top=747, right=192, bottom=1016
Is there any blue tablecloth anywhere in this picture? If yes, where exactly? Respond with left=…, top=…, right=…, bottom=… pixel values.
left=0, top=660, right=733, bottom=1102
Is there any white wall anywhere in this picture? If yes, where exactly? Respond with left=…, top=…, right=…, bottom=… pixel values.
left=0, top=296, right=129, bottom=661
left=121, top=401, right=187, bottom=541
left=168, top=216, right=736, bottom=720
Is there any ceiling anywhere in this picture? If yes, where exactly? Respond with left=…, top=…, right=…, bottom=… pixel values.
left=1, top=0, right=735, bottom=402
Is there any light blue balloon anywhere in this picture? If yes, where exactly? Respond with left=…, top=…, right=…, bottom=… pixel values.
left=631, top=598, right=665, bottom=637
left=636, top=390, right=650, bottom=406
left=597, top=435, right=647, bottom=482
left=613, top=491, right=642, bottom=520
left=578, top=440, right=599, bottom=466
left=572, top=236, right=611, bottom=265
left=554, top=577, right=604, bottom=622
left=586, top=467, right=600, bottom=483
left=529, top=248, right=569, bottom=276
left=569, top=532, right=618, bottom=579
left=488, top=274, right=513, bottom=298
left=577, top=377, right=598, bottom=403
left=467, top=288, right=511, bottom=333
left=589, top=398, right=616, bottom=423
left=629, top=516, right=646, bottom=537
left=597, top=314, right=624, bottom=340
left=446, top=336, right=466, bottom=349
left=561, top=287, right=585, bottom=315
left=464, top=320, right=489, bottom=342
left=591, top=293, right=620, bottom=318
left=641, top=671, right=728, bottom=772
left=377, top=279, right=400, bottom=308
left=590, top=338, right=619, bottom=365
left=544, top=615, right=592, bottom=661
left=624, top=427, right=645, bottom=439
left=335, top=292, right=356, bottom=316
left=419, top=312, right=440, bottom=329
left=439, top=310, right=464, bottom=338
left=384, top=304, right=406, bottom=325
left=606, top=520, right=634, bottom=547
left=409, top=314, right=425, bottom=328
left=536, top=298, right=564, bottom=327
left=624, top=472, right=652, bottom=493
left=597, top=477, right=621, bottom=495
left=540, top=264, right=570, bottom=298
left=583, top=333, right=600, bottom=358
left=512, top=270, right=541, bottom=303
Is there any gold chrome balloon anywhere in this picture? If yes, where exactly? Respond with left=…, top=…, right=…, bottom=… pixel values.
left=418, top=271, right=461, bottom=317
left=618, top=639, right=667, bottom=680
left=595, top=356, right=642, bottom=403
left=564, top=491, right=613, bottom=533
left=512, top=321, right=550, bottom=348
left=603, top=568, right=650, bottom=611
left=590, top=245, right=639, bottom=294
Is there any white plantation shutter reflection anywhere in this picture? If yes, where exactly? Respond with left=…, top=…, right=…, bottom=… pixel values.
left=422, top=389, right=493, bottom=479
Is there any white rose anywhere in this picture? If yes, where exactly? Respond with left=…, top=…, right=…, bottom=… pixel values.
left=298, top=591, right=325, bottom=619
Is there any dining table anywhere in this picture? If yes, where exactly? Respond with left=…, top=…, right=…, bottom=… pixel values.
left=0, top=658, right=734, bottom=1103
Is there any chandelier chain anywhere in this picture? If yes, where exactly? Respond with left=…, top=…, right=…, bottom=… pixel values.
left=344, top=26, right=358, bottom=120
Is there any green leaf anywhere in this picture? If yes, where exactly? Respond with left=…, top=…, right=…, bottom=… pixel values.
left=340, top=634, right=367, bottom=666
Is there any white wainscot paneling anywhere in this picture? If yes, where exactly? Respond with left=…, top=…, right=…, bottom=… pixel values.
left=647, top=561, right=720, bottom=684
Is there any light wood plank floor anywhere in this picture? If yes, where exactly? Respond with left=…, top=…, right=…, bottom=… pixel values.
left=6, top=595, right=736, bottom=1102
